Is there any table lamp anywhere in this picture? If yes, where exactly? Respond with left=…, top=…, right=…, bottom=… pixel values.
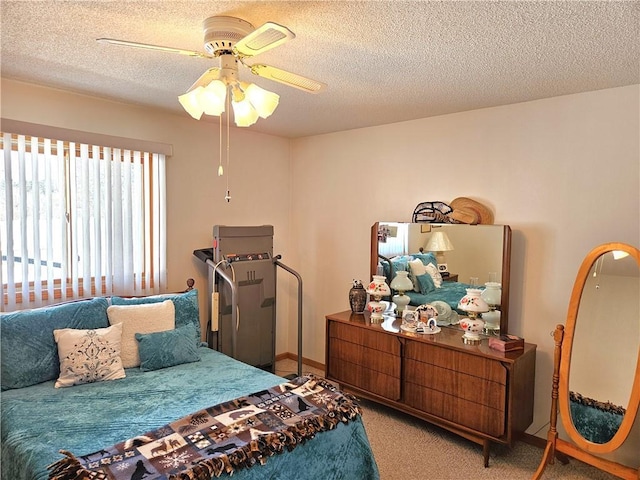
left=390, top=270, right=414, bottom=316
left=458, top=288, right=489, bottom=344
left=422, top=231, right=454, bottom=277
left=481, top=282, right=502, bottom=333
left=366, top=275, right=391, bottom=322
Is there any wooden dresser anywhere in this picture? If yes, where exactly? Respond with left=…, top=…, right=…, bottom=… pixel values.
left=325, top=310, right=536, bottom=466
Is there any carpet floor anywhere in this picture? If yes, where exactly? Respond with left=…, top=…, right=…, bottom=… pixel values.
left=275, top=359, right=619, bottom=480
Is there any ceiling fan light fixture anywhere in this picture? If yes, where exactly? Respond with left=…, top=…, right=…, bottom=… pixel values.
left=243, top=83, right=279, bottom=119
left=200, top=79, right=227, bottom=115
left=231, top=94, right=259, bottom=127
left=178, top=87, right=205, bottom=120
left=179, top=67, right=223, bottom=118
left=102, top=14, right=326, bottom=202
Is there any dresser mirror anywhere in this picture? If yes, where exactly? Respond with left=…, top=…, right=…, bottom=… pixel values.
left=370, top=222, right=511, bottom=334
left=534, top=243, right=640, bottom=479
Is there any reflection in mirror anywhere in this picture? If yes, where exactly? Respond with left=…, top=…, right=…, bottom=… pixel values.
left=568, top=250, right=640, bottom=445
left=370, top=222, right=511, bottom=334
left=534, top=243, right=640, bottom=480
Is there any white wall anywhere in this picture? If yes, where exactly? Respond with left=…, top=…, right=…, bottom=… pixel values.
left=3, top=79, right=639, bottom=448
left=1, top=79, right=294, bottom=354
left=289, top=85, right=640, bottom=439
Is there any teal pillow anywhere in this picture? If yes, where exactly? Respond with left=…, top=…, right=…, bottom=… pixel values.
left=111, top=289, right=200, bottom=341
left=1, top=298, right=110, bottom=390
left=135, top=324, right=201, bottom=372
left=392, top=259, right=409, bottom=272
left=382, top=259, right=410, bottom=277
left=412, top=253, right=438, bottom=268
left=417, top=273, right=436, bottom=295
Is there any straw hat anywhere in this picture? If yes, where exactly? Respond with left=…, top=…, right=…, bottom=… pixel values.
left=449, top=197, right=494, bottom=225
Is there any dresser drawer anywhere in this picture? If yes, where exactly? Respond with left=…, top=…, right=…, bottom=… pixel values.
left=327, top=354, right=400, bottom=400
left=329, top=321, right=400, bottom=355
left=327, top=321, right=401, bottom=400
left=405, top=340, right=507, bottom=385
left=328, top=337, right=400, bottom=378
left=405, top=358, right=506, bottom=410
left=405, top=381, right=506, bottom=437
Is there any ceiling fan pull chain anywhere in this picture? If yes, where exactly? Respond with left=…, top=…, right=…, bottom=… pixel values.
left=218, top=113, right=223, bottom=176
left=225, top=91, right=231, bottom=203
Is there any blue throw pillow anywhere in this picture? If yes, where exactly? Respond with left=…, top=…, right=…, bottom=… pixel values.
left=382, top=258, right=410, bottom=277
left=111, top=289, right=200, bottom=341
left=412, top=252, right=438, bottom=268
left=417, top=273, right=436, bottom=295
left=1, top=298, right=110, bottom=390
left=392, top=259, right=409, bottom=272
left=135, top=324, right=201, bottom=372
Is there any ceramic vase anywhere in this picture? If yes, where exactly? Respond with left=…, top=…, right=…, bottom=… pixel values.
left=349, top=280, right=367, bottom=314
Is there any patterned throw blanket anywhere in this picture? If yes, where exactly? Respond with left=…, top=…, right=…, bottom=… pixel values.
left=48, top=375, right=360, bottom=480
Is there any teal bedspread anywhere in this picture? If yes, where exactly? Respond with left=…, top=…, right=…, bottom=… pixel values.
left=406, top=281, right=473, bottom=310
left=569, top=393, right=625, bottom=445
left=1, top=348, right=379, bottom=480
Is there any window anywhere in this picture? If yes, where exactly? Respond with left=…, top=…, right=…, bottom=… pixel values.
left=0, top=131, right=166, bottom=310
left=378, top=223, right=409, bottom=258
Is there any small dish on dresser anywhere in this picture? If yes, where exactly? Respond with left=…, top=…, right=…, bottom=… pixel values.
left=416, top=317, right=440, bottom=334
left=417, top=325, right=441, bottom=334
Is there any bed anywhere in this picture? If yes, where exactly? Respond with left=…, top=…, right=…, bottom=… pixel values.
left=1, top=289, right=379, bottom=480
left=405, top=281, right=473, bottom=310
left=381, top=253, right=475, bottom=312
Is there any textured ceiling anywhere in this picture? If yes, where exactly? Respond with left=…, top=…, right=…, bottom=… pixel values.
left=2, top=1, right=639, bottom=138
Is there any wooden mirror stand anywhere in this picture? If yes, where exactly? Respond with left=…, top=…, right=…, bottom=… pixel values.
left=533, top=243, right=640, bottom=480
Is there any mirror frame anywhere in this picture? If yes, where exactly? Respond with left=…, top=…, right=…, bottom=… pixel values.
left=370, top=222, right=512, bottom=334
left=558, top=242, right=640, bottom=454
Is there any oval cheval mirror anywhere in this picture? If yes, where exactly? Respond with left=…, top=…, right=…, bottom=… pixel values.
left=534, top=243, right=640, bottom=479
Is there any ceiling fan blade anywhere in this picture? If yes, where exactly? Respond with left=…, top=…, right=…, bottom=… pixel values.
left=250, top=64, right=327, bottom=93
left=234, top=22, right=295, bottom=57
left=96, top=38, right=212, bottom=58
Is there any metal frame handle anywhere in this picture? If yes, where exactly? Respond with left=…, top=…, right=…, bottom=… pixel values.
left=205, top=259, right=238, bottom=360
left=274, top=255, right=303, bottom=377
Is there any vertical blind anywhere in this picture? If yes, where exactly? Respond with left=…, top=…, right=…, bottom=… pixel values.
left=0, top=132, right=167, bottom=311
left=378, top=223, right=409, bottom=258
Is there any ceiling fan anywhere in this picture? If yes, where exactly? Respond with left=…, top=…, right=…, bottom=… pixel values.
left=97, top=16, right=326, bottom=125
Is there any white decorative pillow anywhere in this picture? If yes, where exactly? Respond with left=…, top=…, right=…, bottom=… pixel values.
left=425, top=263, right=443, bottom=288
left=107, top=300, right=175, bottom=369
left=408, top=258, right=427, bottom=292
left=53, top=323, right=125, bottom=388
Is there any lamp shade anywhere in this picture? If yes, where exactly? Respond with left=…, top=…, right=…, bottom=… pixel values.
left=390, top=271, right=413, bottom=292
left=244, top=83, right=279, bottom=118
left=232, top=98, right=259, bottom=126
left=178, top=67, right=224, bottom=119
left=178, top=87, right=205, bottom=120
left=481, top=282, right=502, bottom=306
left=458, top=288, right=489, bottom=313
left=200, top=80, right=227, bottom=116
left=367, top=275, right=391, bottom=297
left=424, top=231, right=454, bottom=252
